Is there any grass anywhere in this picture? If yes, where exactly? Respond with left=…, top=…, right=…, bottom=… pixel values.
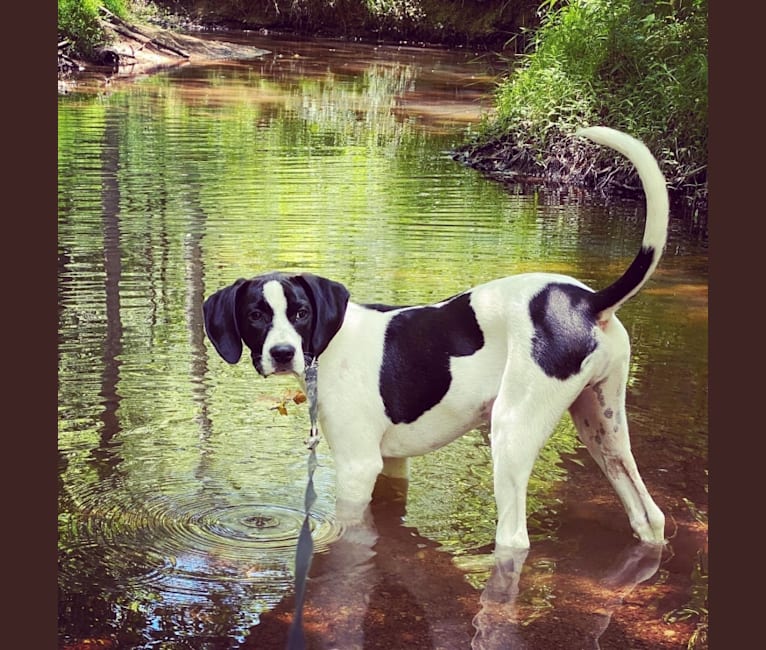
left=469, top=0, right=708, bottom=206
left=58, top=0, right=130, bottom=56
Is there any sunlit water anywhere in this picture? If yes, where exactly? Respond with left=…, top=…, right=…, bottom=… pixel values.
left=58, top=34, right=708, bottom=649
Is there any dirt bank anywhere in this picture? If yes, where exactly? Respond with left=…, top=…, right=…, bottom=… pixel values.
left=452, top=129, right=709, bottom=220
left=58, top=12, right=269, bottom=90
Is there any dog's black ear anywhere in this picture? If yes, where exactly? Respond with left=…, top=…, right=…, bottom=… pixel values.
left=203, top=278, right=247, bottom=363
left=295, top=273, right=350, bottom=358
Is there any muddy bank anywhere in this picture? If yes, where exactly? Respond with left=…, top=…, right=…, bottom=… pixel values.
left=58, top=11, right=269, bottom=85
left=151, top=0, right=540, bottom=52
left=452, top=130, right=709, bottom=220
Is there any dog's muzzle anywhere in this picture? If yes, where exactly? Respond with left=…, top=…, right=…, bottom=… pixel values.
left=252, top=345, right=308, bottom=377
left=250, top=352, right=268, bottom=377
left=268, top=344, right=300, bottom=375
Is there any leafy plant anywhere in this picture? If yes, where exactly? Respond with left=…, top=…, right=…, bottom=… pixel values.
left=483, top=0, right=708, bottom=197
left=58, top=0, right=130, bottom=56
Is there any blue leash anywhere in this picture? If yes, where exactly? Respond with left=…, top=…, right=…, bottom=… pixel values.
left=286, top=359, right=320, bottom=649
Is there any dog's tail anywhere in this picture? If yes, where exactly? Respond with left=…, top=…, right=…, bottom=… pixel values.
left=577, top=126, right=669, bottom=322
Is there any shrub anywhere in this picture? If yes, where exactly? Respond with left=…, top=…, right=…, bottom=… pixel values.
left=487, top=0, right=708, bottom=192
left=58, top=0, right=130, bottom=57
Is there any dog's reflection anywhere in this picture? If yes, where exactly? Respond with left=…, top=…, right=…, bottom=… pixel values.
left=472, top=542, right=663, bottom=649
left=255, top=476, right=664, bottom=649
left=295, top=477, right=477, bottom=648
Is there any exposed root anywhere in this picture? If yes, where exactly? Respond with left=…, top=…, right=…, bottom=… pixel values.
left=453, top=130, right=707, bottom=218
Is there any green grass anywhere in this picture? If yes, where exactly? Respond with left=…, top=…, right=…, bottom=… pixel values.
left=58, top=0, right=130, bottom=56
left=481, top=0, right=708, bottom=197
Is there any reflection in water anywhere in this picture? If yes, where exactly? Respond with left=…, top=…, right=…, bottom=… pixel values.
left=183, top=178, right=215, bottom=469
left=58, top=33, right=707, bottom=649
left=251, top=478, right=664, bottom=649
left=473, top=543, right=662, bottom=650
left=92, top=113, right=124, bottom=477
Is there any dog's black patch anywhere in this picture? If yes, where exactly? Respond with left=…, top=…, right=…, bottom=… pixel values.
left=380, top=292, right=485, bottom=424
left=529, top=283, right=598, bottom=380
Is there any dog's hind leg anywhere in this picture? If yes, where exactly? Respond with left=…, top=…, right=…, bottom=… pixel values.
left=490, top=374, right=581, bottom=551
left=569, top=372, right=666, bottom=545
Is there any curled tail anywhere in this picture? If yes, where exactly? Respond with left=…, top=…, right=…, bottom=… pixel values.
left=577, top=127, right=669, bottom=320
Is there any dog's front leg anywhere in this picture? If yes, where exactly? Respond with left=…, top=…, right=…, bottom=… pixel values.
left=333, top=451, right=384, bottom=528
left=381, top=456, right=410, bottom=480
left=300, top=514, right=379, bottom=649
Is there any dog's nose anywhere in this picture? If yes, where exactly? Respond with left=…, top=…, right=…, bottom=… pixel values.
left=270, top=344, right=296, bottom=364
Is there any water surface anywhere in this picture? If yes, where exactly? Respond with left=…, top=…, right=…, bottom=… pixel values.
left=58, top=34, right=708, bottom=649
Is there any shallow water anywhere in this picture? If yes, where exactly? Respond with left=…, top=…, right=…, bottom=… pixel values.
left=58, top=34, right=708, bottom=649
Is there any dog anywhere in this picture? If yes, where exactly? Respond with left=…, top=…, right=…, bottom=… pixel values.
left=203, top=127, right=667, bottom=552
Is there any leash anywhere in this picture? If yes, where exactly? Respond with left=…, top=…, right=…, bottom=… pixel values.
left=286, top=357, right=320, bottom=650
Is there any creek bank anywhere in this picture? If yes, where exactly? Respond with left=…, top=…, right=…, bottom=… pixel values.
left=151, top=0, right=541, bottom=52
left=453, top=130, right=708, bottom=222
left=58, top=12, right=706, bottom=219
left=58, top=7, right=270, bottom=86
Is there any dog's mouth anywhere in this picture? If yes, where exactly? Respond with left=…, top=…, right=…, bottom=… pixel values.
left=271, top=364, right=297, bottom=375
left=254, top=365, right=295, bottom=377
left=251, top=354, right=269, bottom=377
left=251, top=354, right=303, bottom=377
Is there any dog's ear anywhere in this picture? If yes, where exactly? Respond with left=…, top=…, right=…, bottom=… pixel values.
left=203, top=278, right=248, bottom=363
left=295, top=273, right=350, bottom=359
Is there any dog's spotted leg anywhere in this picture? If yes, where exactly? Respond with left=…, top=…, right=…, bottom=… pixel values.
left=569, top=374, right=666, bottom=545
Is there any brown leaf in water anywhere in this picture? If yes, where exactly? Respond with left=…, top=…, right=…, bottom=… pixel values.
left=271, top=402, right=289, bottom=416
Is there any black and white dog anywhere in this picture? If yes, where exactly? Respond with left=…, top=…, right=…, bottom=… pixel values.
left=203, top=127, right=667, bottom=552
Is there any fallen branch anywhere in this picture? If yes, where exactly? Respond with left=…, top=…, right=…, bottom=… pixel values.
left=97, top=5, right=190, bottom=59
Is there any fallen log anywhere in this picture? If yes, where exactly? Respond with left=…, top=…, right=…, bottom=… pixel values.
left=97, top=5, right=190, bottom=59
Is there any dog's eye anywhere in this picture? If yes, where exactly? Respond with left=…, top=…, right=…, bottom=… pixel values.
left=249, top=310, right=265, bottom=323
left=295, top=308, right=310, bottom=321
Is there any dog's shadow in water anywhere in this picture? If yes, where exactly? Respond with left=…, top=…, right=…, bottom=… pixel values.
left=250, top=475, right=663, bottom=649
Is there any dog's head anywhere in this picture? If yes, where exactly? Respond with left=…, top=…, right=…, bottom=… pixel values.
left=203, top=272, right=350, bottom=377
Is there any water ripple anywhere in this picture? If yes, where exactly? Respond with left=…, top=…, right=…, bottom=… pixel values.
left=59, top=482, right=343, bottom=602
